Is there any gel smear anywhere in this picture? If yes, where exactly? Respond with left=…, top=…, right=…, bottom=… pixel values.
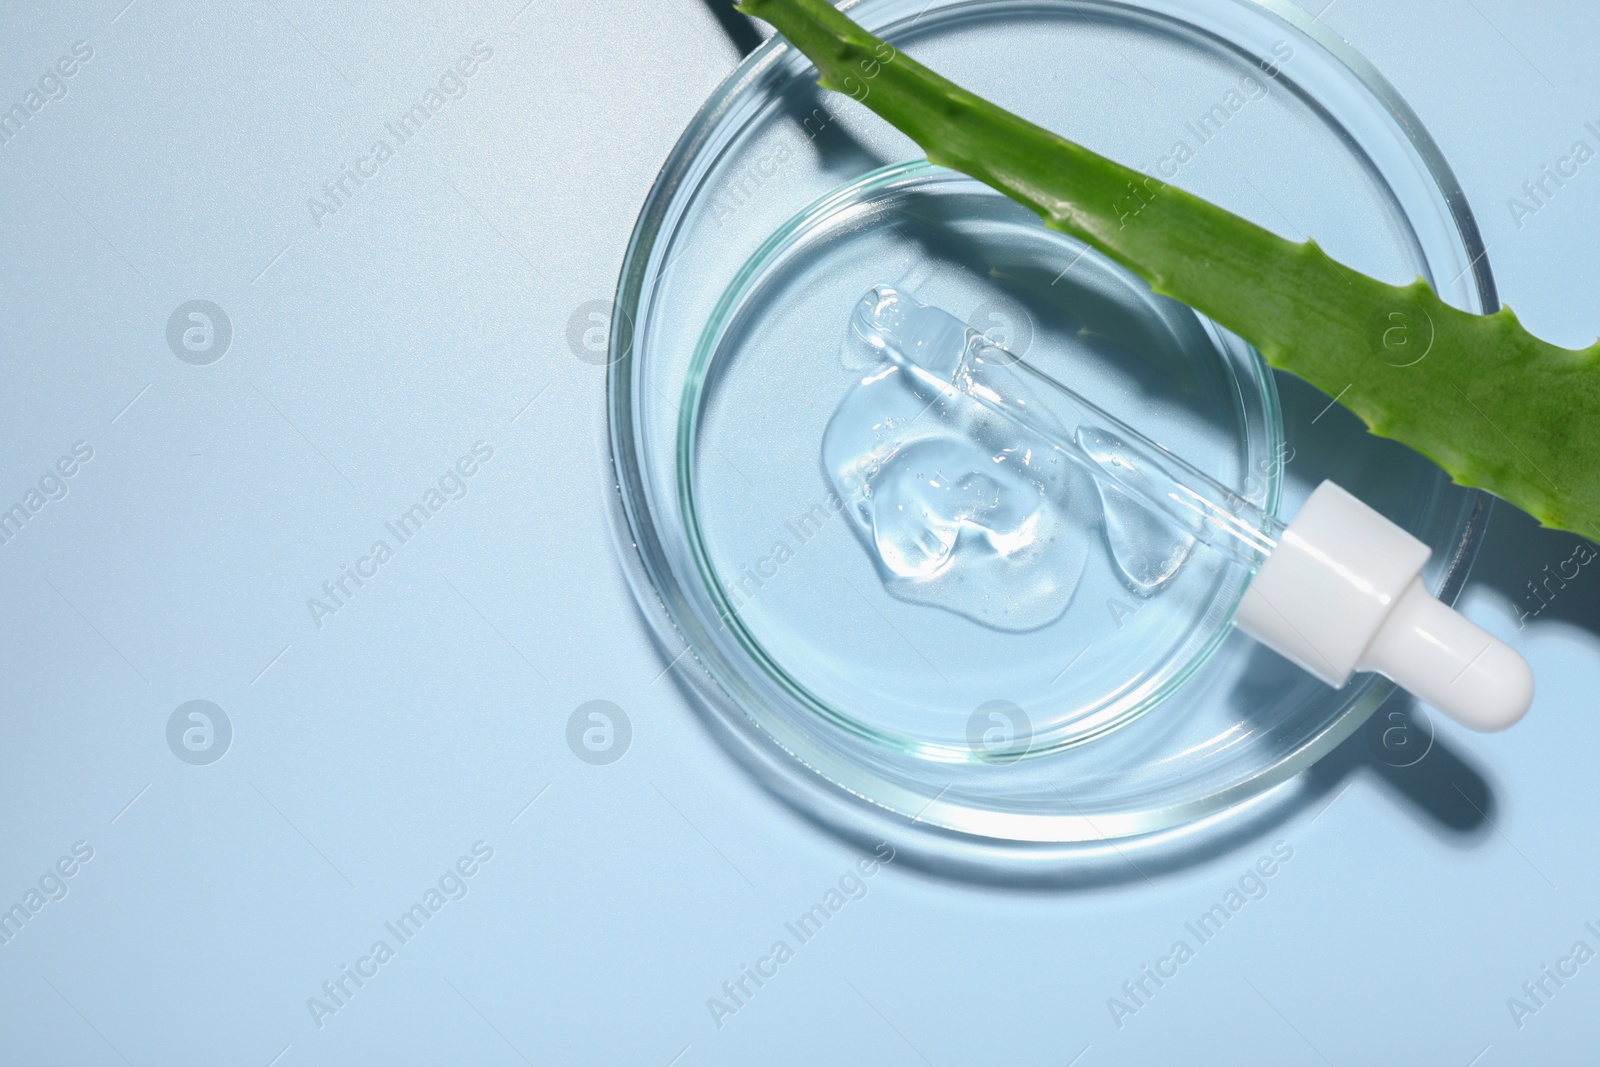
left=1077, top=425, right=1197, bottom=595
left=823, top=286, right=1196, bottom=631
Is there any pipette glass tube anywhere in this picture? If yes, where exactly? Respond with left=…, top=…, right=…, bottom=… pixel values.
left=853, top=286, right=1283, bottom=571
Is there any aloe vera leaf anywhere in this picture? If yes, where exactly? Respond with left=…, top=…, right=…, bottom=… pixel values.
left=737, top=0, right=1600, bottom=539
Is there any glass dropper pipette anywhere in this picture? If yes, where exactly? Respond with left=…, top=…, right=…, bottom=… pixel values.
left=856, top=285, right=1531, bottom=732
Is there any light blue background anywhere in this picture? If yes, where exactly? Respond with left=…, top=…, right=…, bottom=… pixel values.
left=1, top=0, right=1597, bottom=1063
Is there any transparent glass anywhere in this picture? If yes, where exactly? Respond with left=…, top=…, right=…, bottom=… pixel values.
left=681, top=165, right=1281, bottom=761
left=607, top=0, right=1494, bottom=868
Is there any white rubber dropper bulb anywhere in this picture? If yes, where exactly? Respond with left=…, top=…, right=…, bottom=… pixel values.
left=1233, top=481, right=1532, bottom=731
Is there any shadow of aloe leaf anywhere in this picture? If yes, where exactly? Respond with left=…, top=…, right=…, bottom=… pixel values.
left=700, top=0, right=765, bottom=56
left=1469, top=501, right=1600, bottom=642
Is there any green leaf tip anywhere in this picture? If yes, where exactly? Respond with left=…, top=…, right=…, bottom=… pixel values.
left=740, top=0, right=1600, bottom=542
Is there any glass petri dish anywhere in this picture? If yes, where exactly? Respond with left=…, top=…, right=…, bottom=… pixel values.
left=607, top=0, right=1494, bottom=869
left=680, top=162, right=1282, bottom=762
